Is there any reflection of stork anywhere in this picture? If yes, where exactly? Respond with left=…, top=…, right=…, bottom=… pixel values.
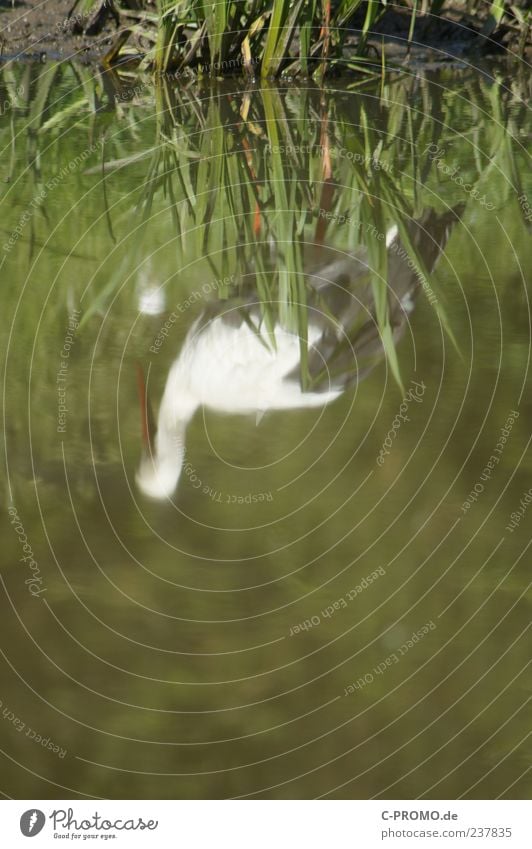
left=136, top=208, right=462, bottom=499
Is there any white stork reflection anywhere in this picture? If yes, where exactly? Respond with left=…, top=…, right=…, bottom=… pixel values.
left=136, top=208, right=461, bottom=499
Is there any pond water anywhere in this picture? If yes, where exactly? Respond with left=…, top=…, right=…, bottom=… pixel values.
left=0, top=62, right=530, bottom=799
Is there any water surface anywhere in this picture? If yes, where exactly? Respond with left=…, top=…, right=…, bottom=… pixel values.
left=0, top=63, right=531, bottom=799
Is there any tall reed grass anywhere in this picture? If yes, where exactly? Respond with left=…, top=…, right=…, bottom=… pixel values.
left=88, top=0, right=530, bottom=76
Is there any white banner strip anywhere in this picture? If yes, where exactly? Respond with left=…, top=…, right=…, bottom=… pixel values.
left=1, top=800, right=530, bottom=848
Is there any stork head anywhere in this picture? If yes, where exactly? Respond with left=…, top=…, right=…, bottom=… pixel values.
left=136, top=438, right=185, bottom=500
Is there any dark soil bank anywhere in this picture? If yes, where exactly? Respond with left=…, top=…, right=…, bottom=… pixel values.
left=0, top=0, right=529, bottom=66
left=0, top=0, right=120, bottom=61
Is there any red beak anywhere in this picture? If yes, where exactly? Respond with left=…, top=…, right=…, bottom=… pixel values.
left=136, top=362, right=156, bottom=452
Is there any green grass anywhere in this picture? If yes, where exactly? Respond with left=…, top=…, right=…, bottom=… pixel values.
left=83, top=0, right=532, bottom=76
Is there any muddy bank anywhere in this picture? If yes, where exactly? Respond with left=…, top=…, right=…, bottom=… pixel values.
left=0, top=0, right=119, bottom=62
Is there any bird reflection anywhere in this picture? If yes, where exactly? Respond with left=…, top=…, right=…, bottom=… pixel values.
left=136, top=208, right=461, bottom=500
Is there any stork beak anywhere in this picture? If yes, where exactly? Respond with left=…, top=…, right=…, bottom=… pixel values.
left=136, top=362, right=156, bottom=454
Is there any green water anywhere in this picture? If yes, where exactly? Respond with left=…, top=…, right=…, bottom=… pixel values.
left=0, top=62, right=531, bottom=799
